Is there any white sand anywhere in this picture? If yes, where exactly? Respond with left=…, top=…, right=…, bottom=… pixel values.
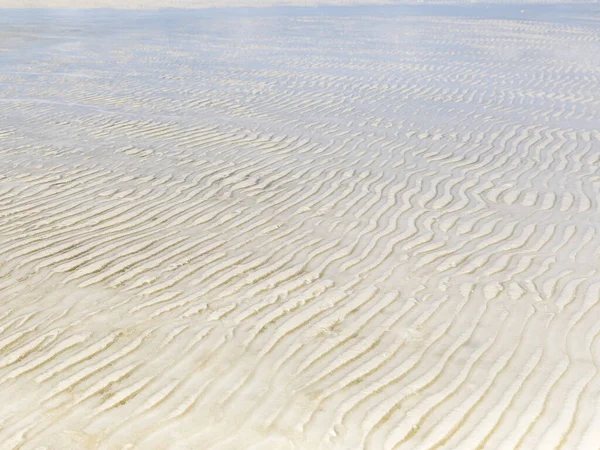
left=0, top=4, right=599, bottom=450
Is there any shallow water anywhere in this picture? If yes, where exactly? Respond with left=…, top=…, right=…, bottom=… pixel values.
left=0, top=5, right=599, bottom=449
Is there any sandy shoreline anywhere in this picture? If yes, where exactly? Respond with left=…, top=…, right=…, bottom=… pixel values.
left=1, top=4, right=600, bottom=449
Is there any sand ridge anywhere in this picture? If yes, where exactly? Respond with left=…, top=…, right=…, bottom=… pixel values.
left=0, top=4, right=600, bottom=450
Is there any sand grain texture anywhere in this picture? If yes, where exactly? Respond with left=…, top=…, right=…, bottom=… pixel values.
left=0, top=5, right=599, bottom=450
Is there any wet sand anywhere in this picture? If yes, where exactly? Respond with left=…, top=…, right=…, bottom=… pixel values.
left=0, top=5, right=599, bottom=449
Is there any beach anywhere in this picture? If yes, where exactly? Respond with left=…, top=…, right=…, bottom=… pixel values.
left=0, top=4, right=599, bottom=449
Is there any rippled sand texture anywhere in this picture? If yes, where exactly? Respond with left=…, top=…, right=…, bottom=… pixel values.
left=1, top=6, right=600, bottom=450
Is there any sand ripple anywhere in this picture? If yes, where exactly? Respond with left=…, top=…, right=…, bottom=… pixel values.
left=0, top=6, right=599, bottom=450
